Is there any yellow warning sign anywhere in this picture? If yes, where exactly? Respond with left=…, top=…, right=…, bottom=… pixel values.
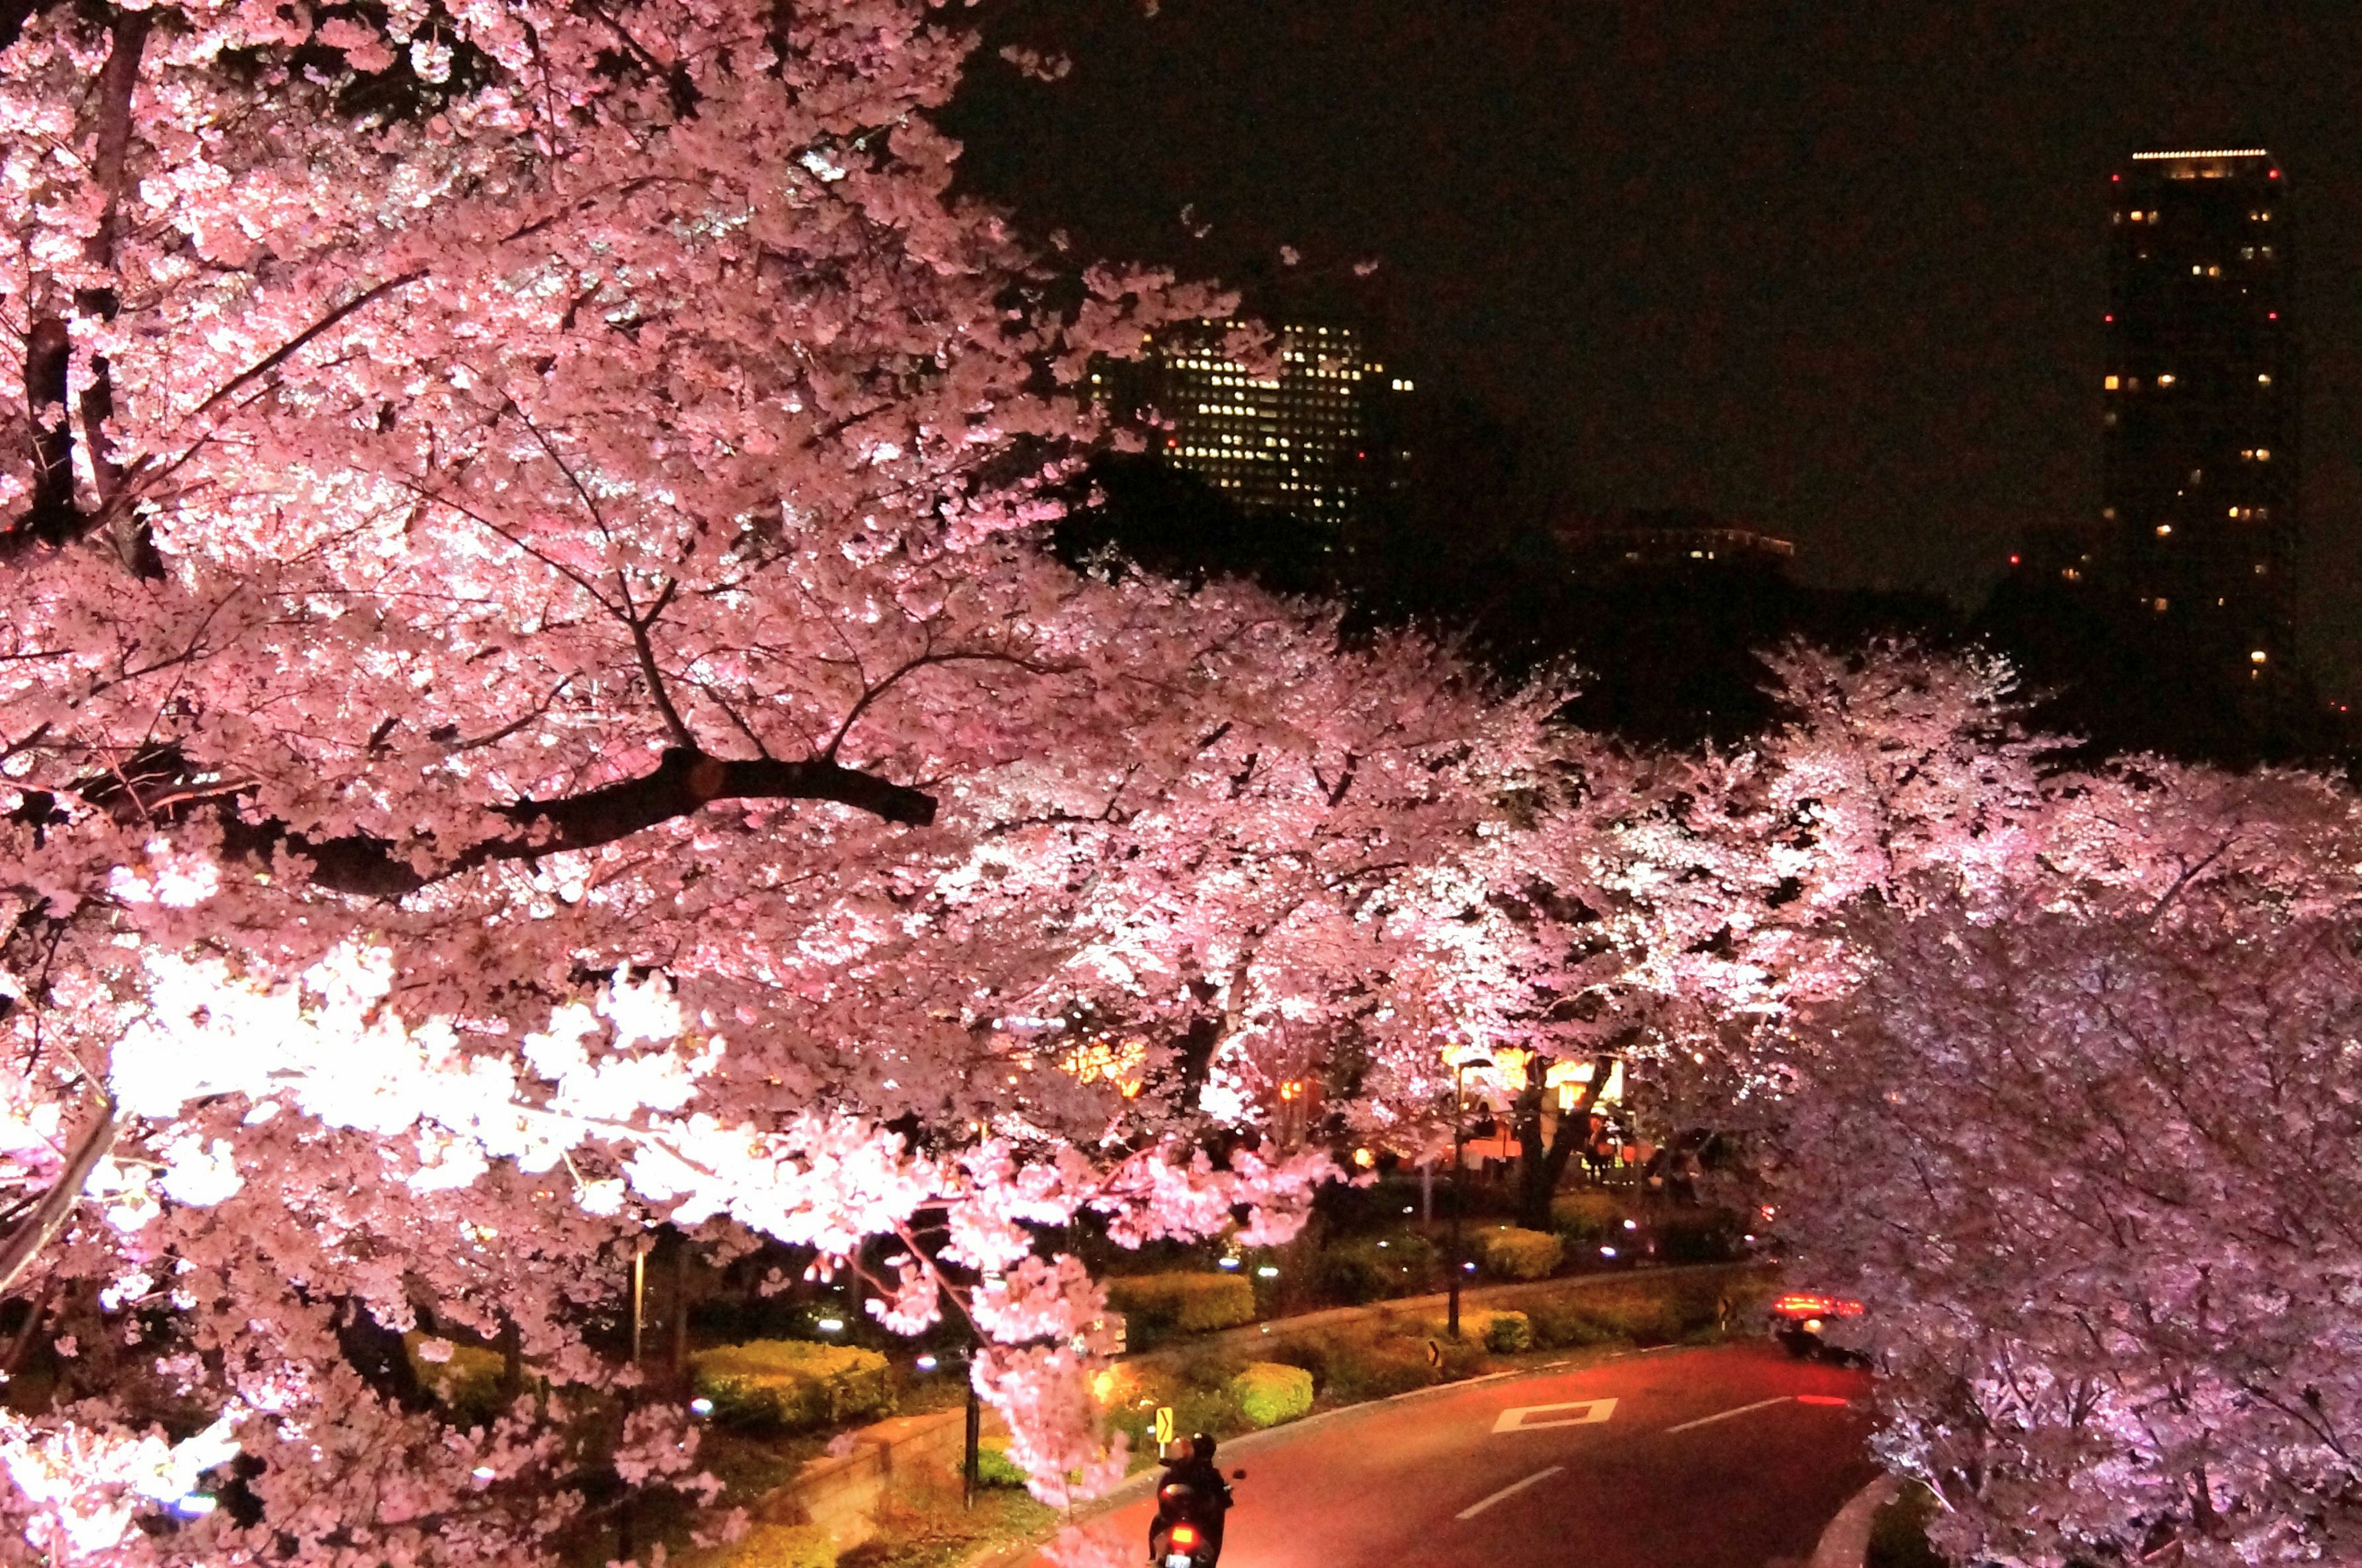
left=1153, top=1406, right=1175, bottom=1446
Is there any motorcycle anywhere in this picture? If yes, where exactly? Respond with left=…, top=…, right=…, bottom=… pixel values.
left=1770, top=1291, right=1871, bottom=1367
left=1150, top=1468, right=1244, bottom=1568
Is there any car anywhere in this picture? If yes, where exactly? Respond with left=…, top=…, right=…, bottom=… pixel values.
left=1768, top=1291, right=1871, bottom=1367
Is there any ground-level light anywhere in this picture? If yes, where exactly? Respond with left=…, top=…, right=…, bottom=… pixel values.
left=816, top=1317, right=845, bottom=1333
left=915, top=1355, right=939, bottom=1372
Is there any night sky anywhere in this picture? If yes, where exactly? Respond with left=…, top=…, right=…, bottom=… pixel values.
left=942, top=1, right=2362, bottom=698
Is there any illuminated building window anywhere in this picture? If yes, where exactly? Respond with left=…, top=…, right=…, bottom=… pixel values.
left=2254, top=563, right=2269, bottom=575
left=2104, top=375, right=2120, bottom=389
left=2153, top=598, right=2170, bottom=613
left=2251, top=650, right=2269, bottom=664
left=2157, top=373, right=2176, bottom=386
left=2257, top=373, right=2272, bottom=385
left=2156, top=524, right=2172, bottom=536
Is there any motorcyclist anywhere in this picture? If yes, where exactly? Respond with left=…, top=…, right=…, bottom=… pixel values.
left=1149, top=1432, right=1233, bottom=1564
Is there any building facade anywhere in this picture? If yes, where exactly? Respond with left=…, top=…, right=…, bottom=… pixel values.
left=2104, top=148, right=2297, bottom=688
left=1116, top=322, right=1409, bottom=528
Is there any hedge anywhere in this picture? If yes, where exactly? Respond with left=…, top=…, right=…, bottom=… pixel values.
left=1477, top=1227, right=1564, bottom=1280
left=1319, top=1232, right=1435, bottom=1305
left=1423, top=1307, right=1531, bottom=1355
left=725, top=1524, right=837, bottom=1568
left=1104, top=1273, right=1257, bottom=1335
left=689, top=1340, right=894, bottom=1432
left=1228, top=1362, right=1314, bottom=1428
left=1549, top=1192, right=1629, bottom=1242
left=402, top=1333, right=508, bottom=1427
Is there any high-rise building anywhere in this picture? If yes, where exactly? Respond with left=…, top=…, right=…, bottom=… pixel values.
left=1111, top=322, right=1410, bottom=528
left=2103, top=148, right=2296, bottom=689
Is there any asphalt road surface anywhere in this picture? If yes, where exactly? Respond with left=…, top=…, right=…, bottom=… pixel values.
left=1062, top=1341, right=1879, bottom=1568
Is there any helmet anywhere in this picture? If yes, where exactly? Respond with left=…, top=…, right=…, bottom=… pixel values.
left=1191, top=1433, right=1217, bottom=1461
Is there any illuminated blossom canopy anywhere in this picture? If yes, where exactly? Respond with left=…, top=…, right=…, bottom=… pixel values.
left=0, top=0, right=1570, bottom=1557
left=5, top=1, right=2355, bottom=1563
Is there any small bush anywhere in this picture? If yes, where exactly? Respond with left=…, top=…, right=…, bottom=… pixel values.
left=1656, top=1208, right=1745, bottom=1264
left=1549, top=1192, right=1629, bottom=1243
left=403, top=1334, right=508, bottom=1427
left=1228, top=1362, right=1313, bottom=1428
left=1524, top=1295, right=1623, bottom=1349
left=727, top=1523, right=838, bottom=1568
left=1323, top=1335, right=1440, bottom=1401
left=974, top=1440, right=1030, bottom=1489
left=1104, top=1273, right=1257, bottom=1337
left=1572, top=1291, right=1684, bottom=1346
left=1477, top=1227, right=1564, bottom=1280
left=1423, top=1308, right=1531, bottom=1355
left=690, top=1340, right=894, bottom=1432
left=1477, top=1310, right=1533, bottom=1354
left=1319, top=1232, right=1435, bottom=1305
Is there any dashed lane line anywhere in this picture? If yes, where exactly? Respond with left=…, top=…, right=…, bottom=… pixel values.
left=1662, top=1395, right=1793, bottom=1434
left=1455, top=1465, right=1565, bottom=1521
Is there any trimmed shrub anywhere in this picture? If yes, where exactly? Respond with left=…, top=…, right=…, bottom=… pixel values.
left=1104, top=1273, right=1257, bottom=1337
left=690, top=1340, right=894, bottom=1432
left=1568, top=1291, right=1684, bottom=1346
left=1477, top=1227, right=1564, bottom=1280
left=403, top=1333, right=508, bottom=1426
left=1228, top=1362, right=1313, bottom=1428
left=1322, top=1335, right=1440, bottom=1402
left=1524, top=1295, right=1623, bottom=1349
left=1423, top=1307, right=1532, bottom=1355
left=1549, top=1192, right=1629, bottom=1243
left=1319, top=1232, right=1435, bottom=1305
left=727, top=1523, right=837, bottom=1568
left=975, top=1440, right=1030, bottom=1489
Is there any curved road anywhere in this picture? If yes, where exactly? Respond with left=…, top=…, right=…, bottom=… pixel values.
left=1049, top=1342, right=1878, bottom=1568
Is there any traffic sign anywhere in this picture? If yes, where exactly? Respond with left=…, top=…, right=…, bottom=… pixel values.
left=1154, top=1405, right=1175, bottom=1446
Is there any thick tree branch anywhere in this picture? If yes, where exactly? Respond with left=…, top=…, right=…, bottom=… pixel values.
left=0, top=1100, right=117, bottom=1302
left=225, top=744, right=937, bottom=897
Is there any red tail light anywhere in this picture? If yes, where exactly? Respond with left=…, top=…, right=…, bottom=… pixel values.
left=1171, top=1524, right=1199, bottom=1548
left=1775, top=1293, right=1864, bottom=1318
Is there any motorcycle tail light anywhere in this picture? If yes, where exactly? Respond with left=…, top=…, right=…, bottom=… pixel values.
left=1171, top=1525, right=1198, bottom=1548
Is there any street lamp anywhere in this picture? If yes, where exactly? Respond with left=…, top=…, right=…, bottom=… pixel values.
left=1447, top=1051, right=1494, bottom=1340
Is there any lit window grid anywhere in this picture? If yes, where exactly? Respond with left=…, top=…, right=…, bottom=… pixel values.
left=1150, top=325, right=1385, bottom=515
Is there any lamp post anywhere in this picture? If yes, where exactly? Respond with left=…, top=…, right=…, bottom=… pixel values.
left=1447, top=1053, right=1493, bottom=1340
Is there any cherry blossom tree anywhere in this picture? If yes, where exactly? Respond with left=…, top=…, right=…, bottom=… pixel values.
left=1786, top=883, right=2362, bottom=1567
left=0, top=1, right=1590, bottom=1558
left=1724, top=652, right=2362, bottom=1564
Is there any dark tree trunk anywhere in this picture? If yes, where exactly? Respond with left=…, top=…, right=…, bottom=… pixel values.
left=1514, top=1053, right=1615, bottom=1232
left=335, top=1298, right=432, bottom=1411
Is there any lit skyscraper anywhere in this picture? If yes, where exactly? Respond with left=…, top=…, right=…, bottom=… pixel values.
left=2103, top=148, right=2296, bottom=688
left=1116, top=322, right=1410, bottom=527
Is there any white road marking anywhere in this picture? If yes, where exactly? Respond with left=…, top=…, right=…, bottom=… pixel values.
left=1455, top=1465, right=1565, bottom=1521
left=1663, top=1395, right=1793, bottom=1434
left=1491, top=1397, right=1619, bottom=1434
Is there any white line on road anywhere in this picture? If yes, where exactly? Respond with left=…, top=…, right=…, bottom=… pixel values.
left=1455, top=1465, right=1565, bottom=1521
left=1492, top=1397, right=1618, bottom=1433
left=1663, top=1395, right=1792, bottom=1434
